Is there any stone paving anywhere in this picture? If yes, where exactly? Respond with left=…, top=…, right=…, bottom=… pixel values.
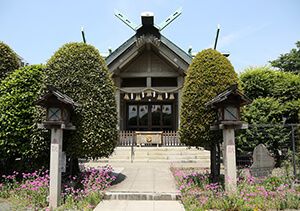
left=92, top=162, right=186, bottom=211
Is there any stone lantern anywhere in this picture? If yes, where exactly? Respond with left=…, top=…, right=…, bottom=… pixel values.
left=206, top=84, right=251, bottom=193
left=36, top=86, right=79, bottom=209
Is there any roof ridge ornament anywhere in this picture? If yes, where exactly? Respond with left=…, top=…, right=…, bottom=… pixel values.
left=114, top=8, right=182, bottom=32
left=114, top=9, right=139, bottom=31
left=158, top=7, right=182, bottom=31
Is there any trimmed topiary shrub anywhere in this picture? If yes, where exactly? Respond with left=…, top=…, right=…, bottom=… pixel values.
left=179, top=49, right=239, bottom=149
left=43, top=42, right=118, bottom=161
left=0, top=41, right=21, bottom=80
left=0, top=65, right=45, bottom=174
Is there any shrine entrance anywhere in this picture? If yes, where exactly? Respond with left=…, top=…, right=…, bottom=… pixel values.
left=126, top=102, right=175, bottom=131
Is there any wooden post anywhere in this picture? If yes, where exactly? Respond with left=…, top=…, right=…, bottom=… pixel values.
left=222, top=127, right=237, bottom=193
left=49, top=128, right=63, bottom=209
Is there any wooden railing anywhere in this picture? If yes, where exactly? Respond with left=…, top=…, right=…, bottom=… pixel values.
left=162, top=131, right=184, bottom=146
left=118, top=130, right=184, bottom=146
left=119, top=131, right=135, bottom=146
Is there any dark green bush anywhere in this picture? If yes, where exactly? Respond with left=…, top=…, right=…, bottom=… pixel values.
left=237, top=97, right=289, bottom=156
left=0, top=41, right=20, bottom=80
left=179, top=49, right=239, bottom=149
left=43, top=42, right=118, bottom=159
left=0, top=65, right=45, bottom=173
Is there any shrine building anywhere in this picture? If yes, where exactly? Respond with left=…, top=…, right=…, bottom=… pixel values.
left=106, top=11, right=192, bottom=135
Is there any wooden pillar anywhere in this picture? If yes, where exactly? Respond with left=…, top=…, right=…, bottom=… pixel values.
left=177, top=76, right=184, bottom=128
left=114, top=77, right=121, bottom=130
left=49, top=128, right=63, bottom=209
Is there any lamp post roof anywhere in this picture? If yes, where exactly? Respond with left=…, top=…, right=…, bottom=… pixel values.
left=206, top=84, right=251, bottom=108
left=36, top=86, right=80, bottom=109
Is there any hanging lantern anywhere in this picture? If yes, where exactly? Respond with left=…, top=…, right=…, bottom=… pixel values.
left=142, top=92, right=145, bottom=98
left=136, top=93, right=141, bottom=101
left=165, top=93, right=168, bottom=99
left=157, top=94, right=163, bottom=100
left=130, top=93, right=134, bottom=100
left=123, top=93, right=129, bottom=100
left=153, top=91, right=156, bottom=98
left=169, top=93, right=175, bottom=100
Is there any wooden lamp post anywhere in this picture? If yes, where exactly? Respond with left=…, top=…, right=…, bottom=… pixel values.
left=36, top=86, right=79, bottom=209
left=206, top=84, right=251, bottom=192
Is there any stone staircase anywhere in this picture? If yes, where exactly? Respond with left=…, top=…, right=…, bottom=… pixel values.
left=94, top=146, right=210, bottom=165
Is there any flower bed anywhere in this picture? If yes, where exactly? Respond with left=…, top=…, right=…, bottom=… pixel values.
left=171, top=168, right=300, bottom=210
left=0, top=165, right=116, bottom=210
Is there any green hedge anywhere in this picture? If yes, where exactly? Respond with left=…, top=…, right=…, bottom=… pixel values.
left=0, top=65, right=45, bottom=164
left=179, top=49, right=239, bottom=149
left=240, top=66, right=300, bottom=102
left=0, top=41, right=20, bottom=80
left=42, top=42, right=118, bottom=159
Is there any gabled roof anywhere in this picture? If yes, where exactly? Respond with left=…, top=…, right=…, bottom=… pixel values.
left=105, top=12, right=192, bottom=74
left=206, top=84, right=251, bottom=108
left=106, top=34, right=192, bottom=67
left=36, top=86, right=80, bottom=108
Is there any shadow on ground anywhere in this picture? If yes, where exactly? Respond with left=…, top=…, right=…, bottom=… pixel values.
left=111, top=172, right=126, bottom=186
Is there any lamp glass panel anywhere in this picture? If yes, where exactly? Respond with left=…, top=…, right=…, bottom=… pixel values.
left=48, top=107, right=61, bottom=121
left=224, top=105, right=238, bottom=121
left=62, top=109, right=69, bottom=121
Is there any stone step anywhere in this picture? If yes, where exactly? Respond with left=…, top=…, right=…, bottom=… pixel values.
left=104, top=191, right=180, bottom=201
left=93, top=159, right=210, bottom=165
left=95, top=147, right=211, bottom=164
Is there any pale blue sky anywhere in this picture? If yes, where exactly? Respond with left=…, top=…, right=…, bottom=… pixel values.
left=1, top=0, right=299, bottom=72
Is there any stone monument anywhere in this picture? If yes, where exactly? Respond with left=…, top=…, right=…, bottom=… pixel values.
left=250, top=144, right=275, bottom=177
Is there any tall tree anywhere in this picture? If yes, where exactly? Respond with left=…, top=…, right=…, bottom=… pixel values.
left=180, top=49, right=239, bottom=181
left=40, top=42, right=118, bottom=173
left=0, top=41, right=21, bottom=80
left=270, top=41, right=300, bottom=73
left=0, top=65, right=45, bottom=174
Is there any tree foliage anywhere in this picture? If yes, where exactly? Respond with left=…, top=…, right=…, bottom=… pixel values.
left=179, top=49, right=239, bottom=149
left=0, top=65, right=44, bottom=165
left=0, top=41, right=21, bottom=80
left=240, top=66, right=300, bottom=123
left=238, top=67, right=300, bottom=161
left=43, top=42, right=117, bottom=159
left=270, top=41, right=300, bottom=73
left=237, top=98, right=289, bottom=155
left=240, top=66, right=300, bottom=101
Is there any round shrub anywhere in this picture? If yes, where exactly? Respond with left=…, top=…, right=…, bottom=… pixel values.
left=0, top=65, right=44, bottom=164
left=179, top=49, right=239, bottom=149
left=44, top=42, right=117, bottom=159
left=0, top=41, right=20, bottom=80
